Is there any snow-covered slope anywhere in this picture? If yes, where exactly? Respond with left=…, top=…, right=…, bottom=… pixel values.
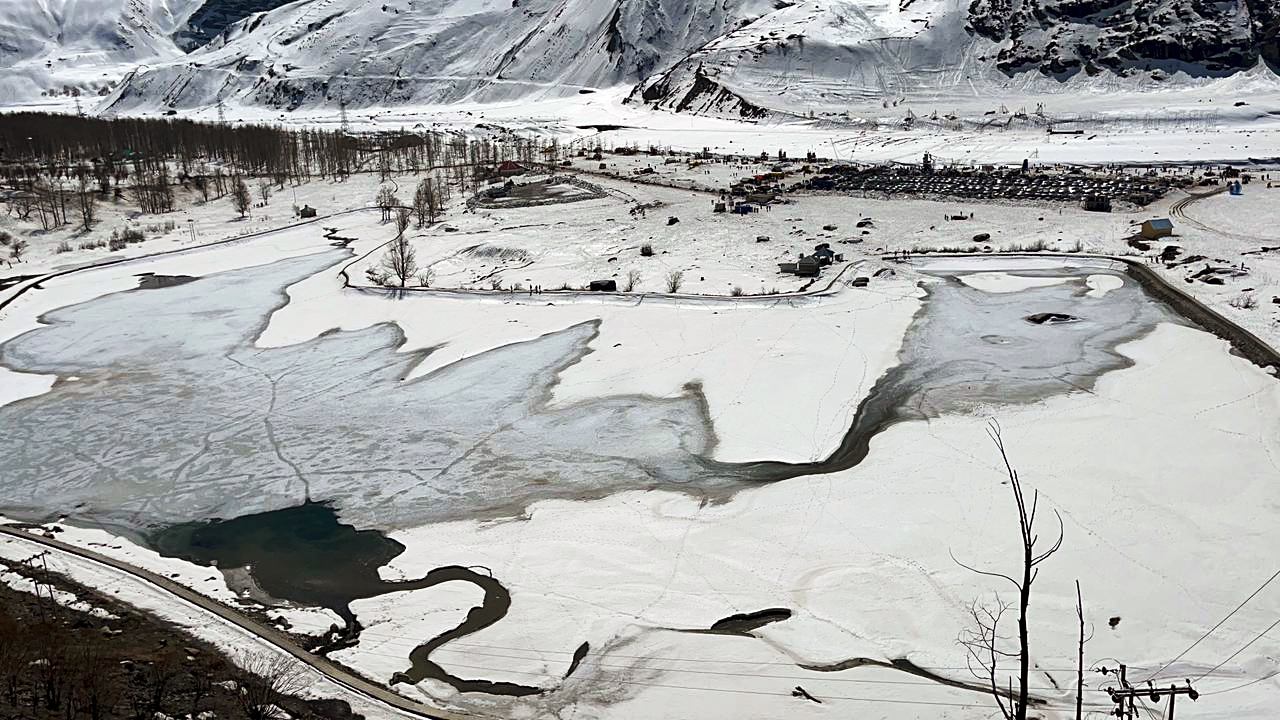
left=15, top=0, right=1278, bottom=117
left=968, top=0, right=1280, bottom=78
left=0, top=0, right=203, bottom=102
left=102, top=0, right=782, bottom=112
left=633, top=0, right=987, bottom=117
left=632, top=0, right=1280, bottom=118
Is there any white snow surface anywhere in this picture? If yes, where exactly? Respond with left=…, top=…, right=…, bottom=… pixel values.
left=0, top=0, right=200, bottom=103
left=0, top=560, right=117, bottom=619
left=342, top=320, right=1280, bottom=720
left=956, top=271, right=1070, bottom=293
left=1, top=161, right=1279, bottom=719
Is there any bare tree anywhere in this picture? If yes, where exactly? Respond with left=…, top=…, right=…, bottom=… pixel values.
left=1075, top=580, right=1091, bottom=720
left=375, top=185, right=398, bottom=223
left=188, top=664, right=212, bottom=719
left=395, top=207, right=412, bottom=237
left=76, top=168, right=96, bottom=230
left=954, top=421, right=1064, bottom=720
left=71, top=645, right=119, bottom=720
left=257, top=181, right=272, bottom=205
left=959, top=597, right=1017, bottom=719
left=231, top=176, right=252, bottom=218
left=233, top=652, right=308, bottom=720
left=141, top=651, right=180, bottom=717
left=381, top=234, right=417, bottom=288
left=664, top=270, right=684, bottom=293
left=412, top=178, right=438, bottom=227
left=416, top=267, right=435, bottom=287
left=624, top=269, right=641, bottom=292
left=0, top=610, right=29, bottom=706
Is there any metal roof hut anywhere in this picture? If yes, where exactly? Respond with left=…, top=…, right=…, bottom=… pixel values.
left=1140, top=218, right=1174, bottom=240
left=495, top=161, right=527, bottom=177
left=796, top=256, right=821, bottom=276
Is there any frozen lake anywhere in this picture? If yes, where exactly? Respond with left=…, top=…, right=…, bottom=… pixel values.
left=0, top=253, right=1173, bottom=535
left=1, top=248, right=1258, bottom=714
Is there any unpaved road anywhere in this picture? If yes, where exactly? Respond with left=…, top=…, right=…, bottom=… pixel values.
left=0, top=524, right=471, bottom=720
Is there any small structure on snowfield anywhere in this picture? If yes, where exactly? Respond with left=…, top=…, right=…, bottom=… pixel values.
left=589, top=279, right=617, bottom=292
left=299, top=205, right=317, bottom=218
left=778, top=256, right=821, bottom=277
left=1140, top=218, right=1174, bottom=240
left=1082, top=195, right=1112, bottom=213
left=495, top=161, right=527, bottom=177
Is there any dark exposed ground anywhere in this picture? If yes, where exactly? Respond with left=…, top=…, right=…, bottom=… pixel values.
left=0, top=556, right=363, bottom=720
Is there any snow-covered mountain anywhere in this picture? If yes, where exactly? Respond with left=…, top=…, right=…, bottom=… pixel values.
left=632, top=0, right=1280, bottom=118
left=101, top=0, right=786, bottom=112
left=0, top=0, right=202, bottom=101
left=0, top=0, right=298, bottom=104
left=3, top=0, right=1276, bottom=116
left=175, top=0, right=299, bottom=50
left=968, top=0, right=1279, bottom=78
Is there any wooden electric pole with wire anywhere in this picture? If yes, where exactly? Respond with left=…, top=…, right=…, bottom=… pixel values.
left=1103, top=663, right=1199, bottom=719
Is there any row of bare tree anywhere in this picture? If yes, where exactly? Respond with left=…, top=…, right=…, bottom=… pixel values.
left=1, top=112, right=549, bottom=238
left=0, top=601, right=307, bottom=720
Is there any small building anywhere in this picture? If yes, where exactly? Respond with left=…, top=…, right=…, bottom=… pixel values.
left=299, top=205, right=317, bottom=218
left=1140, top=218, right=1174, bottom=240
left=779, top=256, right=821, bottom=277
left=1082, top=195, right=1112, bottom=213
left=851, top=276, right=870, bottom=287
left=589, top=279, right=617, bottom=292
left=495, top=161, right=527, bottom=177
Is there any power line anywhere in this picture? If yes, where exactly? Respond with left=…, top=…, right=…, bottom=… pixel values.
left=341, top=628, right=1093, bottom=672
left=1201, top=670, right=1280, bottom=696
left=1144, top=568, right=1280, bottom=681
left=411, top=644, right=1113, bottom=692
left=1194, top=616, right=1280, bottom=683
left=335, top=650, right=1008, bottom=709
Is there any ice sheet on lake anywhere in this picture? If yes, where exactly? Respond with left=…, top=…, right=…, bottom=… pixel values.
left=0, top=252, right=723, bottom=532
left=0, top=253, right=1178, bottom=536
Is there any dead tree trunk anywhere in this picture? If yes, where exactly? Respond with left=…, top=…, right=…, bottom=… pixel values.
left=955, top=421, right=1064, bottom=720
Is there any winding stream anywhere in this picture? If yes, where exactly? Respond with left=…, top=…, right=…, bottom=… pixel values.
left=0, top=251, right=1187, bottom=695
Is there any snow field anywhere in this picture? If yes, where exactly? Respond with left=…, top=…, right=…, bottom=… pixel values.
left=338, top=319, right=1280, bottom=719
left=0, top=142, right=1278, bottom=720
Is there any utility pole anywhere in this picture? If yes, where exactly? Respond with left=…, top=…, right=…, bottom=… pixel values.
left=19, top=552, right=51, bottom=624
left=1103, top=663, right=1199, bottom=719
